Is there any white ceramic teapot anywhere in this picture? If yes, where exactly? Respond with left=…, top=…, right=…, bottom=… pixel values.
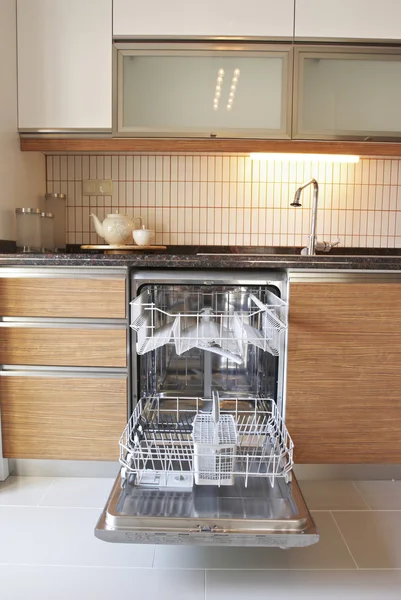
left=90, top=212, right=142, bottom=245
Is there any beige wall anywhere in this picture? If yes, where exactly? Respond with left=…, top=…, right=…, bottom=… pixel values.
left=0, top=0, right=45, bottom=241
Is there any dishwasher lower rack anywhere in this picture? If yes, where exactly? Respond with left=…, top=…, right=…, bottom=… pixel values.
left=119, top=396, right=294, bottom=489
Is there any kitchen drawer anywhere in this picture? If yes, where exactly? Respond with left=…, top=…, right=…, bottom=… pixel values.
left=288, top=283, right=401, bottom=333
left=0, top=277, right=126, bottom=319
left=0, top=326, right=127, bottom=368
left=0, top=373, right=127, bottom=460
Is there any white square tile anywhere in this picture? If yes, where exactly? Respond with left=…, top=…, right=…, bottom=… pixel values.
left=199, top=156, right=207, bottom=182
left=134, top=155, right=141, bottom=180
left=60, top=156, right=68, bottom=180
left=0, top=477, right=53, bottom=506
left=53, top=156, right=61, bottom=180
left=333, top=510, right=401, bottom=568
left=89, top=156, right=97, bottom=179
left=207, top=182, right=215, bottom=207
left=0, top=506, right=154, bottom=567
left=237, top=157, right=245, bottom=182
left=96, top=156, right=104, bottom=180
left=221, top=156, right=229, bottom=182
left=104, top=156, right=111, bottom=179
left=354, top=481, right=401, bottom=510
left=390, top=160, right=399, bottom=185
left=39, top=478, right=115, bottom=509
left=206, top=570, right=401, bottom=600
left=299, top=481, right=369, bottom=510
left=153, top=512, right=354, bottom=569
left=0, top=566, right=205, bottom=600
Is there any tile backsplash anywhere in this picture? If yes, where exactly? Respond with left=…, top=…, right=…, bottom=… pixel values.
left=46, top=155, right=401, bottom=247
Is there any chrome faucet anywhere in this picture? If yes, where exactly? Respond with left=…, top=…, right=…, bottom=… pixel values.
left=291, top=178, right=339, bottom=256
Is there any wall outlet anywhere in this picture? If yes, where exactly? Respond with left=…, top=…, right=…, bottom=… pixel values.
left=82, top=179, right=113, bottom=195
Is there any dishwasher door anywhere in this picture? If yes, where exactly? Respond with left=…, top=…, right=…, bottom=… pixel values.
left=95, top=470, right=318, bottom=547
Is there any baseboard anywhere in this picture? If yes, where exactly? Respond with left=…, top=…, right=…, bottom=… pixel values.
left=9, top=459, right=120, bottom=478
left=294, top=464, right=401, bottom=480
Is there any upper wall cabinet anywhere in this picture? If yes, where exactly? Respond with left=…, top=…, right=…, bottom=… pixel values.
left=294, top=47, right=401, bottom=140
left=295, top=0, right=401, bottom=41
left=114, top=44, right=292, bottom=138
left=17, top=0, right=112, bottom=131
left=113, top=0, right=294, bottom=39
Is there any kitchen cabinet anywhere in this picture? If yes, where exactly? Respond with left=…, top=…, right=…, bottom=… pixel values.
left=0, top=326, right=127, bottom=368
left=17, top=0, right=112, bottom=131
left=0, top=275, right=126, bottom=318
left=115, top=44, right=292, bottom=138
left=286, top=279, right=401, bottom=463
left=0, top=374, right=127, bottom=460
left=294, top=47, right=401, bottom=140
left=295, top=0, right=401, bottom=41
left=0, top=268, right=128, bottom=461
left=113, top=0, right=294, bottom=39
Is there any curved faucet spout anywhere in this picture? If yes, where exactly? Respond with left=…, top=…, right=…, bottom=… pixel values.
left=290, top=179, right=319, bottom=255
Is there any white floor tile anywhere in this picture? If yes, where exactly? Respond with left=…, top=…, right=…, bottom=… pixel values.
left=206, top=570, right=401, bottom=600
left=153, top=512, right=355, bottom=570
left=0, top=506, right=154, bottom=567
left=333, top=511, right=401, bottom=568
left=39, top=477, right=115, bottom=508
left=0, top=477, right=54, bottom=506
left=354, top=481, right=401, bottom=510
left=0, top=566, right=205, bottom=600
left=299, top=481, right=369, bottom=510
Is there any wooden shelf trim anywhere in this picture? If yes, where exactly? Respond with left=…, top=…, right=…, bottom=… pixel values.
left=20, top=137, right=401, bottom=156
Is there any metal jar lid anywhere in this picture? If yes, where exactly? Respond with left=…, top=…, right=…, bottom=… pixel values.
left=15, top=208, right=42, bottom=214
left=45, top=193, right=66, bottom=200
left=41, top=212, right=54, bottom=218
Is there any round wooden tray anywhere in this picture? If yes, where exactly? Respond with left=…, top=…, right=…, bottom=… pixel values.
left=81, top=245, right=167, bottom=255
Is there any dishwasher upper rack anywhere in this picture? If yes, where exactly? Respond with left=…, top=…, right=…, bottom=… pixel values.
left=130, top=288, right=288, bottom=359
left=119, top=395, right=294, bottom=488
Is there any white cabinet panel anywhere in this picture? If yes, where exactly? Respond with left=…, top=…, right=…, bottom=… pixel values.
left=113, top=0, right=294, bottom=38
left=17, top=0, right=112, bottom=130
left=295, top=0, right=401, bottom=41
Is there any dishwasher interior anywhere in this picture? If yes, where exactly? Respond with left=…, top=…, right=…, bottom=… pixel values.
left=95, top=270, right=319, bottom=547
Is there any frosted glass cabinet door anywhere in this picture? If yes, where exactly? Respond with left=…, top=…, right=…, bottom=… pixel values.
left=294, top=47, right=401, bottom=140
left=114, top=44, right=292, bottom=138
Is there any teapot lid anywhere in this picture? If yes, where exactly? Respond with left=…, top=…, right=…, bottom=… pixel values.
left=106, top=210, right=127, bottom=218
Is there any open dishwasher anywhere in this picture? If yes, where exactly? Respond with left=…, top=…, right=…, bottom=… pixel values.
left=95, top=270, right=319, bottom=547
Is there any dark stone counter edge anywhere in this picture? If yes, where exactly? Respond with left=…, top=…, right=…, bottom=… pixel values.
left=0, top=252, right=400, bottom=270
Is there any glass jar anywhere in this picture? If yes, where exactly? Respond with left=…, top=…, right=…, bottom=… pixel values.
left=15, top=208, right=42, bottom=252
left=45, top=193, right=66, bottom=251
left=41, top=212, right=55, bottom=252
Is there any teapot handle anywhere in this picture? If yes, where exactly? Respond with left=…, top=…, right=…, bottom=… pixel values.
left=133, top=215, right=143, bottom=228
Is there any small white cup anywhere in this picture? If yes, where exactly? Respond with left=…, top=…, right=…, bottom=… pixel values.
left=132, top=228, right=155, bottom=246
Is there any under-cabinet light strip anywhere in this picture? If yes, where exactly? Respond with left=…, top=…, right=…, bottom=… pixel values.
left=250, top=153, right=360, bottom=163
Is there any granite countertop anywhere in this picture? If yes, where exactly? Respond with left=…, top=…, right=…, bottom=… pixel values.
left=0, top=246, right=400, bottom=270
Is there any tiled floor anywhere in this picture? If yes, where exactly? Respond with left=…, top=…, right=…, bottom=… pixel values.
left=0, top=477, right=401, bottom=599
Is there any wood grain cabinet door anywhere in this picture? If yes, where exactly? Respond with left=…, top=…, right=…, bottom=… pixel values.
left=286, top=282, right=401, bottom=463
left=0, top=327, right=127, bottom=368
left=0, top=277, right=126, bottom=318
left=0, top=375, right=127, bottom=460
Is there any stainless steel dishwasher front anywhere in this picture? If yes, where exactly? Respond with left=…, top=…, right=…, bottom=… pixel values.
left=95, top=270, right=319, bottom=547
